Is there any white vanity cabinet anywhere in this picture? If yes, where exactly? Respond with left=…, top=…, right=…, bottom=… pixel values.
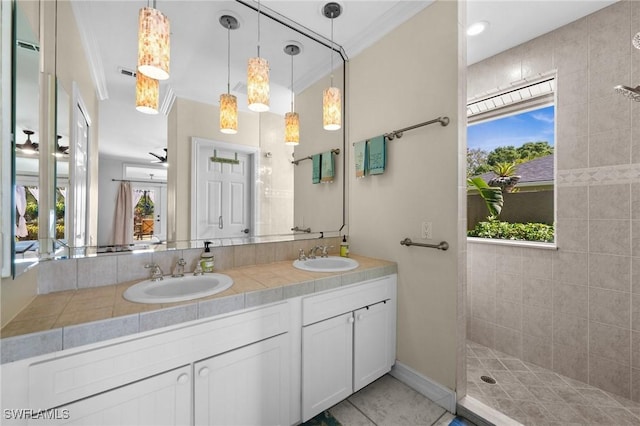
left=194, top=333, right=290, bottom=426
left=31, top=365, right=192, bottom=426
left=301, top=275, right=397, bottom=421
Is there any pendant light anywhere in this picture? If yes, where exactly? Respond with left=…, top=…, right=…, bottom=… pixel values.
left=284, top=43, right=301, bottom=145
left=137, top=1, right=170, bottom=81
left=322, top=2, right=342, bottom=131
left=219, top=15, right=239, bottom=134
left=247, top=0, right=269, bottom=112
left=135, top=71, right=159, bottom=114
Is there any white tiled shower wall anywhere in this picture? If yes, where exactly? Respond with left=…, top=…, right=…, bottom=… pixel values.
left=466, top=1, right=640, bottom=401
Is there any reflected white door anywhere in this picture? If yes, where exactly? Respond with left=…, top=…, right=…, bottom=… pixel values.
left=193, top=141, right=252, bottom=240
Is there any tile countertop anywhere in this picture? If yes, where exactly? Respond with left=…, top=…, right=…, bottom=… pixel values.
left=0, top=255, right=397, bottom=364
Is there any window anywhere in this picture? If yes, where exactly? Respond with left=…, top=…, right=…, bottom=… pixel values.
left=466, top=77, right=556, bottom=244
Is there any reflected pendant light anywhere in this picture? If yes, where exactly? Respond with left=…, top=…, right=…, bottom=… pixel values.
left=247, top=0, right=269, bottom=112
left=322, top=2, right=342, bottom=131
left=137, top=2, right=170, bottom=81
left=219, top=15, right=239, bottom=134
left=136, top=71, right=159, bottom=114
left=284, top=43, right=301, bottom=145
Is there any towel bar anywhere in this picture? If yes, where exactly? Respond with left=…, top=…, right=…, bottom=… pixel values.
left=292, top=148, right=340, bottom=165
left=400, top=238, right=449, bottom=251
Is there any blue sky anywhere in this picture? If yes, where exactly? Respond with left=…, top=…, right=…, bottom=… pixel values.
left=467, top=105, right=555, bottom=152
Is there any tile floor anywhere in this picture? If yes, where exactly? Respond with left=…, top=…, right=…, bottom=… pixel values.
left=467, top=340, right=640, bottom=425
left=322, top=374, right=458, bottom=426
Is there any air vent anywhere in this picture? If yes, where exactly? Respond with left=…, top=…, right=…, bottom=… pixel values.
left=118, top=66, right=137, bottom=78
left=232, top=81, right=247, bottom=95
left=16, top=40, right=39, bottom=52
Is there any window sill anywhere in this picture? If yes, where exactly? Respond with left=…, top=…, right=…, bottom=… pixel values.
left=466, top=237, right=558, bottom=250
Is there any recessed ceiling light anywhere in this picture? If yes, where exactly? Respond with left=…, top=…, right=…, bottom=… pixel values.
left=467, top=21, right=489, bottom=36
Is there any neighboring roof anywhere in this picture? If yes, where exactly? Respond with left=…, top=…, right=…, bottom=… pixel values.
left=477, top=154, right=554, bottom=185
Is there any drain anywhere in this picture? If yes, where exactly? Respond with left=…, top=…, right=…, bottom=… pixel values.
left=480, top=375, right=496, bottom=384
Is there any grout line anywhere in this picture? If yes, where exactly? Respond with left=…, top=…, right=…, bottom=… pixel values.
left=431, top=411, right=449, bottom=426
left=345, top=398, right=378, bottom=426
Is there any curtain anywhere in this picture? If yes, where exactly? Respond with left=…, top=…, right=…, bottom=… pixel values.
left=15, top=186, right=28, bottom=238
left=58, top=187, right=67, bottom=199
left=113, top=181, right=133, bottom=245
left=27, top=186, right=39, bottom=202
left=133, top=189, right=145, bottom=210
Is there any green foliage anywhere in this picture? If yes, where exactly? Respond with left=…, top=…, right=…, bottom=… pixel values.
left=491, top=162, right=517, bottom=177
left=468, top=220, right=554, bottom=243
left=468, top=141, right=554, bottom=177
left=467, top=177, right=503, bottom=219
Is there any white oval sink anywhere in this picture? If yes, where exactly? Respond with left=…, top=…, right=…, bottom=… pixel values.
left=293, top=256, right=359, bottom=272
left=123, top=274, right=233, bottom=304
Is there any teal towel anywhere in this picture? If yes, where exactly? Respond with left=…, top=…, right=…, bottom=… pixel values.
left=312, top=154, right=321, bottom=184
left=354, top=140, right=368, bottom=178
left=368, top=135, right=386, bottom=175
left=321, top=151, right=334, bottom=183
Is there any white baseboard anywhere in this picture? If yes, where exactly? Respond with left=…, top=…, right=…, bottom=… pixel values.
left=390, top=362, right=457, bottom=413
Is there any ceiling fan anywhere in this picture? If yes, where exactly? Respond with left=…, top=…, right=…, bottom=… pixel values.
left=149, top=148, right=168, bottom=165
left=16, top=129, right=39, bottom=155
left=54, top=136, right=70, bottom=157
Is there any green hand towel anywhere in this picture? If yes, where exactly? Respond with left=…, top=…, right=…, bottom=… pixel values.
left=312, top=154, right=321, bottom=184
left=354, top=140, right=368, bottom=178
left=320, top=151, right=335, bottom=183
left=368, top=135, right=386, bottom=175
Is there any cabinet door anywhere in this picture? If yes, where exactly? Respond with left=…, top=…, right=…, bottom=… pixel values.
left=194, top=333, right=290, bottom=426
left=301, top=312, right=354, bottom=422
left=31, top=366, right=192, bottom=426
left=353, top=301, right=394, bottom=392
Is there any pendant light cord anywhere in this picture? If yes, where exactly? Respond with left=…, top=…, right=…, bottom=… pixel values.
left=227, top=22, right=231, bottom=94
left=257, top=0, right=261, bottom=57
left=290, top=51, right=294, bottom=112
left=330, top=12, right=334, bottom=87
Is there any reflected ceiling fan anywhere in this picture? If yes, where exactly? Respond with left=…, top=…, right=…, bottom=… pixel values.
left=16, top=129, right=39, bottom=155
left=149, top=148, right=168, bottom=166
left=55, top=135, right=70, bottom=157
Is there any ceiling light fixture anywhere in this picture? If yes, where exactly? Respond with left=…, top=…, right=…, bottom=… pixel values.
left=247, top=0, right=269, bottom=112
left=284, top=43, right=301, bottom=145
left=322, top=2, right=342, bottom=131
left=54, top=135, right=69, bottom=158
left=137, top=1, right=170, bottom=80
left=135, top=71, right=160, bottom=114
left=219, top=15, right=239, bottom=135
left=633, top=32, right=640, bottom=50
left=467, top=21, right=489, bottom=36
left=16, top=130, right=38, bottom=155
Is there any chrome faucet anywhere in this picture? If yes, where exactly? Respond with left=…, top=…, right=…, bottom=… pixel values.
left=320, top=246, right=333, bottom=258
left=172, top=258, right=186, bottom=278
left=144, top=263, right=164, bottom=281
left=308, top=246, right=322, bottom=259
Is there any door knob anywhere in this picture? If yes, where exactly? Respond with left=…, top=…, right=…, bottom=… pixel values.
left=242, top=228, right=249, bottom=234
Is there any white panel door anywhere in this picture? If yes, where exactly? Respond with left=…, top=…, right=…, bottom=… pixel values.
left=302, top=312, right=353, bottom=422
left=30, top=366, right=191, bottom=426
left=353, top=301, right=394, bottom=392
left=194, top=334, right=290, bottom=426
left=194, top=143, right=251, bottom=239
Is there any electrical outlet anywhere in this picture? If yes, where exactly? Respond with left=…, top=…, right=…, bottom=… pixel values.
left=421, top=221, right=432, bottom=239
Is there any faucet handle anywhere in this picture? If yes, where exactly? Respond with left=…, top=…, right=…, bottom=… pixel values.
left=177, top=258, right=186, bottom=266
left=321, top=246, right=334, bottom=257
left=144, top=263, right=158, bottom=269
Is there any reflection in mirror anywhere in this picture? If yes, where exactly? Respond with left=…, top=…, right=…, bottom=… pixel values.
left=13, top=1, right=40, bottom=276
left=17, top=0, right=345, bottom=265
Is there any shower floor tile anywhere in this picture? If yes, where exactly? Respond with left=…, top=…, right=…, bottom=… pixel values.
left=466, top=340, right=640, bottom=425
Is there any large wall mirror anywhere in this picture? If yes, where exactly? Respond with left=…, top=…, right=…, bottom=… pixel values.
left=10, top=0, right=346, bottom=276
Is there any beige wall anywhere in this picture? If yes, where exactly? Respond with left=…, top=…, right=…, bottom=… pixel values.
left=348, top=1, right=462, bottom=390
left=293, top=67, right=345, bottom=234
left=467, top=0, right=640, bottom=400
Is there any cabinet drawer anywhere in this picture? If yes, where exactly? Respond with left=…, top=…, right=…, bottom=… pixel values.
left=29, top=302, right=289, bottom=409
left=302, top=275, right=395, bottom=326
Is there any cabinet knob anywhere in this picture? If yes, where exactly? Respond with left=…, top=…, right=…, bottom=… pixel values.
left=358, top=314, right=364, bottom=321
left=348, top=316, right=355, bottom=324
left=199, top=367, right=210, bottom=377
left=177, top=373, right=189, bottom=384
